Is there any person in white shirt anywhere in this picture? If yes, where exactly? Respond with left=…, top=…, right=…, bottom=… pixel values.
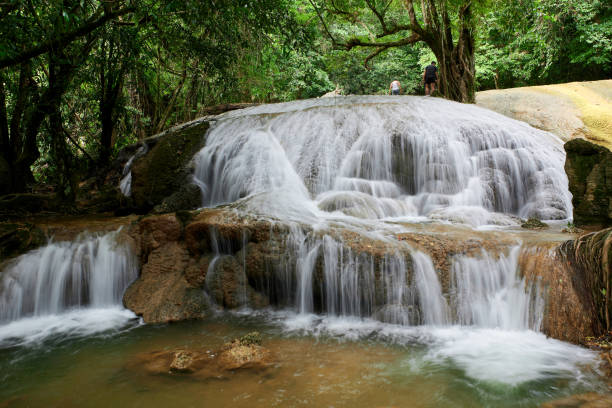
left=389, top=80, right=401, bottom=95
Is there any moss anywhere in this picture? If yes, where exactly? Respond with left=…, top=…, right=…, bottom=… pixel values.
left=130, top=120, right=210, bottom=212
left=238, top=331, right=263, bottom=346
left=521, top=218, right=548, bottom=229
left=0, top=223, right=46, bottom=261
left=565, top=139, right=612, bottom=227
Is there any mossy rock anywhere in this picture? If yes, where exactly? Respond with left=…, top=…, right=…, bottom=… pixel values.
left=130, top=120, right=210, bottom=213
left=564, top=139, right=612, bottom=227
left=238, top=332, right=262, bottom=346
left=0, top=223, right=46, bottom=261
left=521, top=218, right=549, bottom=229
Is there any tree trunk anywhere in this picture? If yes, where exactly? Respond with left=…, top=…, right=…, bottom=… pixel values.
left=427, top=2, right=475, bottom=103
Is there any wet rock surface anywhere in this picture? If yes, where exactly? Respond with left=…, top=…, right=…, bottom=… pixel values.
left=127, top=119, right=210, bottom=213
left=559, top=228, right=612, bottom=341
left=120, top=208, right=597, bottom=343
left=565, top=139, right=612, bottom=228
left=540, top=393, right=612, bottom=408
left=522, top=218, right=549, bottom=229
left=0, top=222, right=45, bottom=262
left=128, top=331, right=273, bottom=380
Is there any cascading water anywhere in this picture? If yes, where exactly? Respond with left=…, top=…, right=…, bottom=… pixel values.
left=194, top=96, right=571, bottom=225
left=192, top=96, right=560, bottom=329
left=120, top=145, right=148, bottom=197
left=189, top=96, right=599, bottom=387
left=0, top=230, right=139, bottom=345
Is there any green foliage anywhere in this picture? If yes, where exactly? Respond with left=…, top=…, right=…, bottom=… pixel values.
left=476, top=0, right=612, bottom=89
left=1, top=0, right=611, bottom=197
left=324, top=46, right=425, bottom=95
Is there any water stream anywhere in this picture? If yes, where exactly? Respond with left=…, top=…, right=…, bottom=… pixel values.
left=0, top=96, right=607, bottom=406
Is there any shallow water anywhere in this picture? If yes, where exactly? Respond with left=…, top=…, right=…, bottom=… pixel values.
left=0, top=312, right=606, bottom=408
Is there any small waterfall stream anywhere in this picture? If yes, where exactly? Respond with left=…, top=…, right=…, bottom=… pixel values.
left=0, top=230, right=139, bottom=345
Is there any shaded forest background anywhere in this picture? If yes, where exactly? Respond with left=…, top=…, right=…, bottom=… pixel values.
left=0, top=0, right=610, bottom=201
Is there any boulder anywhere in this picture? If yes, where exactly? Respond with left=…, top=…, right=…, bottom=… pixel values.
left=521, top=218, right=549, bottom=229
left=127, top=332, right=272, bottom=379
left=129, top=119, right=210, bottom=213
left=564, top=139, right=612, bottom=227
left=123, top=212, right=268, bottom=323
left=0, top=222, right=45, bottom=262
left=217, top=332, right=271, bottom=371
left=476, top=80, right=612, bottom=150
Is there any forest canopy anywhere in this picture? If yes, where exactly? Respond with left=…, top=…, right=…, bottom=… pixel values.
left=0, top=0, right=610, bottom=199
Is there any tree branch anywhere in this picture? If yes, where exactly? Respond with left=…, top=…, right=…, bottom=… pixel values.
left=344, top=33, right=421, bottom=50
left=309, top=0, right=340, bottom=47
left=0, top=6, right=136, bottom=69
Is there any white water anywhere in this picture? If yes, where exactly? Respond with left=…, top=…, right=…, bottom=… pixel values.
left=120, top=145, right=148, bottom=196
left=191, top=96, right=599, bottom=386
left=194, top=96, right=571, bottom=226
left=269, top=312, right=597, bottom=386
left=0, top=231, right=139, bottom=345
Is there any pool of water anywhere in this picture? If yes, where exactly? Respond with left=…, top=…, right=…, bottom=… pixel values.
left=0, top=310, right=608, bottom=408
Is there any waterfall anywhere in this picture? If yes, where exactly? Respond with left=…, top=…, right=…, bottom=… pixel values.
left=0, top=230, right=138, bottom=323
left=194, top=96, right=571, bottom=226
left=191, top=96, right=559, bottom=329
left=119, top=145, right=148, bottom=197
left=451, top=247, right=544, bottom=330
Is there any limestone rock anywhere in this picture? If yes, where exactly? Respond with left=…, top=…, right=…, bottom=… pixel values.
left=123, top=241, right=210, bottom=323
left=541, top=393, right=612, bottom=408
left=559, top=228, right=612, bottom=339
left=217, top=342, right=270, bottom=371
left=564, top=139, right=612, bottom=227
left=169, top=350, right=199, bottom=373
left=129, top=119, right=210, bottom=213
left=128, top=332, right=272, bottom=380
left=476, top=80, right=612, bottom=150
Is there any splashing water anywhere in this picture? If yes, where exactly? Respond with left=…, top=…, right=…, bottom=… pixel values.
left=194, top=96, right=571, bottom=226
left=190, top=96, right=600, bottom=387
left=0, top=230, right=139, bottom=345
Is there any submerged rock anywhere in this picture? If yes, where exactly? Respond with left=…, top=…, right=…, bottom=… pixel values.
left=541, top=393, right=612, bottom=408
left=169, top=350, right=199, bottom=373
left=129, top=332, right=272, bottom=379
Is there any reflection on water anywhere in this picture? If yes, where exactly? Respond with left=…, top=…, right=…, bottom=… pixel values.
left=0, top=313, right=606, bottom=408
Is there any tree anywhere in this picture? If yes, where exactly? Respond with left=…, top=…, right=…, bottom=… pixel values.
left=310, top=0, right=480, bottom=102
left=0, top=0, right=136, bottom=194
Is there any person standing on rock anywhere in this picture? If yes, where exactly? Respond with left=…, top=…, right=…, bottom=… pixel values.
left=423, top=61, right=438, bottom=96
left=389, top=80, right=401, bottom=95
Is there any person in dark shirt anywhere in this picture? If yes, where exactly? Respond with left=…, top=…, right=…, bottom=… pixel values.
left=423, top=61, right=438, bottom=96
